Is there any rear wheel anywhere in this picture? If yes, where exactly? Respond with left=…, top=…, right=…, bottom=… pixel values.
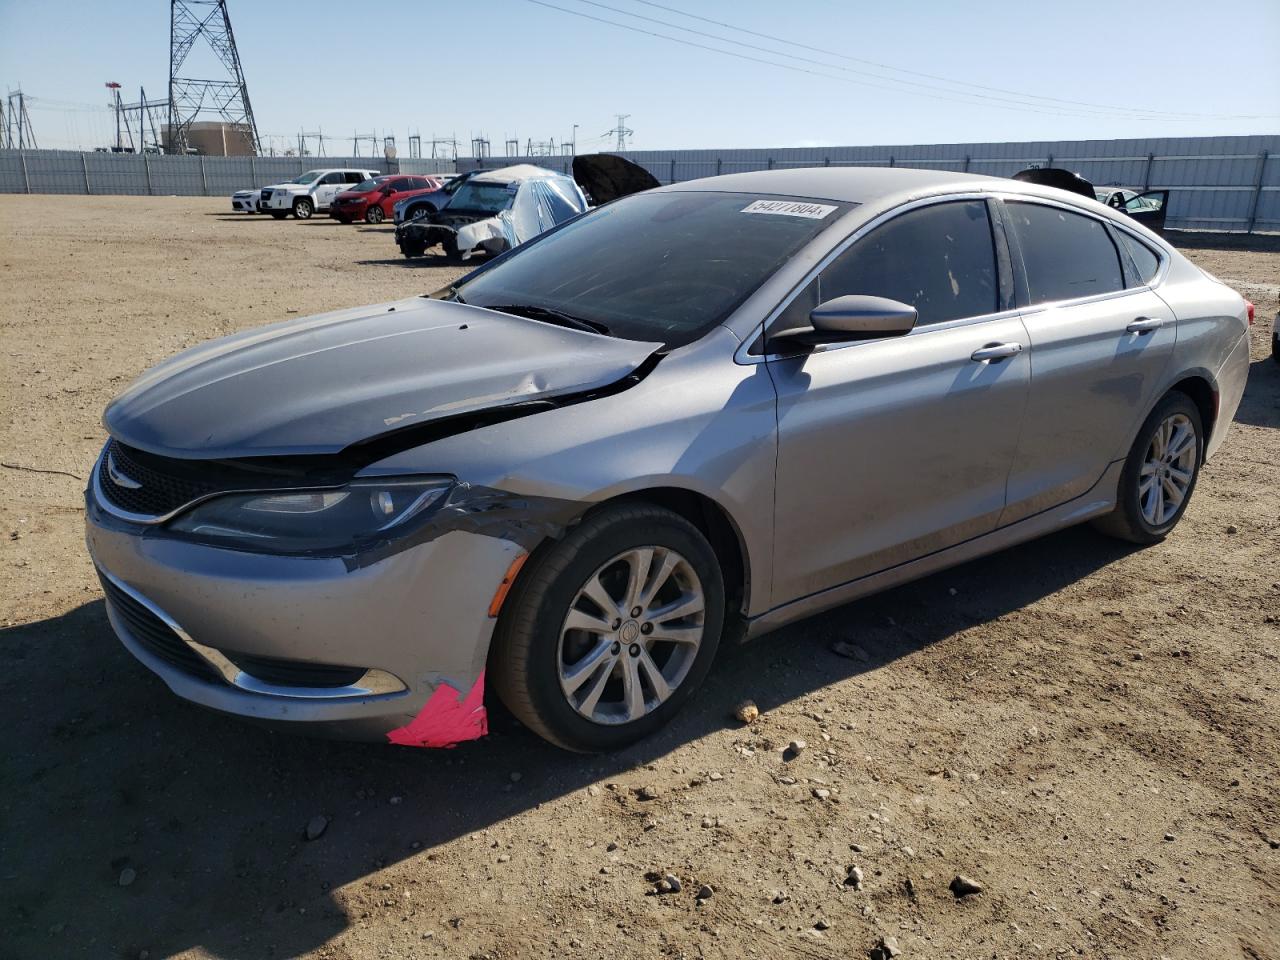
left=365, top=205, right=385, bottom=224
left=292, top=197, right=313, bottom=220
left=1092, top=392, right=1203, bottom=544
left=490, top=503, right=724, bottom=752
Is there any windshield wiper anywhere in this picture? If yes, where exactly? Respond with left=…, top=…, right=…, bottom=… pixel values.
left=488, top=303, right=610, bottom=336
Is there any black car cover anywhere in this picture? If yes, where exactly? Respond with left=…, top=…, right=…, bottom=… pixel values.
left=571, top=154, right=661, bottom=205
left=1012, top=167, right=1097, bottom=200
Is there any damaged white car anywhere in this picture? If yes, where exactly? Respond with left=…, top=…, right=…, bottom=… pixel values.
left=394, top=156, right=660, bottom=261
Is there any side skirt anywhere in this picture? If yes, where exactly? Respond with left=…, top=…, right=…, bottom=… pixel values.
left=744, top=460, right=1123, bottom=640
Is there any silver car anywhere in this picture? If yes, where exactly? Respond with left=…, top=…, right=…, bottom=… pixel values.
left=86, top=168, right=1251, bottom=752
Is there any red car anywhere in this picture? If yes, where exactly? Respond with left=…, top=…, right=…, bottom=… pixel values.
left=330, top=174, right=442, bottom=224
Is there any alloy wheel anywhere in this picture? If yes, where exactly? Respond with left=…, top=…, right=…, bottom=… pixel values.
left=1139, top=413, right=1196, bottom=526
left=366, top=206, right=384, bottom=224
left=557, top=547, right=705, bottom=725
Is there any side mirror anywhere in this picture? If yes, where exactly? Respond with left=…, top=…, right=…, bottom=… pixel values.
left=767, top=295, right=917, bottom=352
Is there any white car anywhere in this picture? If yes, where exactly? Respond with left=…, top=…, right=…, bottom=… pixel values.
left=230, top=188, right=261, bottom=213
left=259, top=168, right=380, bottom=220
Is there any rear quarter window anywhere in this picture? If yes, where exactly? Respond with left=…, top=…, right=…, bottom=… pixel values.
left=1117, top=231, right=1161, bottom=285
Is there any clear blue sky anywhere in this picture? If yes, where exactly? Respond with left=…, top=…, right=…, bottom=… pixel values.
left=2, top=0, right=1277, bottom=154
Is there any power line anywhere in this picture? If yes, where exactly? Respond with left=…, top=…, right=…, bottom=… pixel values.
left=624, top=0, right=1274, bottom=121
left=575, top=0, right=1230, bottom=121
left=524, top=0, right=1279, bottom=122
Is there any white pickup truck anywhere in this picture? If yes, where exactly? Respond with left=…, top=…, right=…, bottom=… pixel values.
left=258, top=168, right=380, bottom=220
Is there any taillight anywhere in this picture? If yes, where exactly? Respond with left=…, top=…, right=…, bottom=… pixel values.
left=1245, top=299, right=1255, bottom=325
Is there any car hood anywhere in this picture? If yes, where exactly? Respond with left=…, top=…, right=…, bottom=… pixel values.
left=334, top=189, right=372, bottom=201
left=104, top=298, right=660, bottom=459
left=263, top=182, right=306, bottom=192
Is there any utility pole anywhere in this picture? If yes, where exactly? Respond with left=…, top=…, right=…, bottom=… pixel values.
left=606, top=114, right=632, bottom=151
left=168, top=0, right=260, bottom=154
left=570, top=123, right=579, bottom=156
left=471, top=136, right=490, bottom=159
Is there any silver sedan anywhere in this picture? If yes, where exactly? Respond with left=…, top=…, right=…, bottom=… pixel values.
left=86, top=167, right=1251, bottom=752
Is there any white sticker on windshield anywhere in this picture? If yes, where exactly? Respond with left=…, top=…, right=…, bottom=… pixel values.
left=741, top=199, right=837, bottom=219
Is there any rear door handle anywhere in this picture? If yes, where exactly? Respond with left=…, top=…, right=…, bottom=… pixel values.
left=1126, top=317, right=1163, bottom=334
left=970, top=342, right=1023, bottom=362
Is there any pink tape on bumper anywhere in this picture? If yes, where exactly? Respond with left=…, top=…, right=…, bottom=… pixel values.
left=386, top=671, right=488, bottom=748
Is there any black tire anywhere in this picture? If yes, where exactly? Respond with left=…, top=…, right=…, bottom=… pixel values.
left=442, top=233, right=461, bottom=262
left=1092, top=391, right=1204, bottom=544
left=292, top=197, right=313, bottom=220
left=269, top=211, right=287, bottom=220
left=400, top=240, right=426, bottom=258
left=490, top=503, right=725, bottom=753
left=365, top=205, right=385, bottom=224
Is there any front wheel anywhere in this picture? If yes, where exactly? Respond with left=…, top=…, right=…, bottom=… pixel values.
left=490, top=503, right=725, bottom=752
left=365, top=205, right=385, bottom=224
left=1092, top=392, right=1203, bottom=544
left=292, top=197, right=313, bottom=220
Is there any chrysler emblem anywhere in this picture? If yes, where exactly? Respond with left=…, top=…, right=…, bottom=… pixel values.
left=106, top=451, right=142, bottom=490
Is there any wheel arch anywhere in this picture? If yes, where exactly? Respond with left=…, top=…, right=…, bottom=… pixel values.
left=508, top=484, right=753, bottom=634
left=1164, top=372, right=1218, bottom=461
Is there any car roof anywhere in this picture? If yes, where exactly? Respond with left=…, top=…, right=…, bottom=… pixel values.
left=662, top=166, right=1003, bottom=204
left=469, top=164, right=568, bottom=185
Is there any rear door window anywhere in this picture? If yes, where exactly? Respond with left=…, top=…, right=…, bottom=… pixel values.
left=321, top=172, right=345, bottom=185
left=1007, top=202, right=1125, bottom=304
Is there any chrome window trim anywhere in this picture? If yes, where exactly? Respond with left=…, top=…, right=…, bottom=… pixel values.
left=99, top=566, right=407, bottom=700
left=735, top=191, right=1004, bottom=365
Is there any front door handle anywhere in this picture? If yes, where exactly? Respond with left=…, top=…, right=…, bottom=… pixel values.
left=1126, top=317, right=1163, bottom=334
left=970, top=342, right=1023, bottom=362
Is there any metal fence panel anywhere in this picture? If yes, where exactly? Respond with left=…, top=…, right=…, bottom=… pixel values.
left=0, top=150, right=457, bottom=198
left=456, top=134, right=1279, bottom=232
left=2, top=137, right=1275, bottom=231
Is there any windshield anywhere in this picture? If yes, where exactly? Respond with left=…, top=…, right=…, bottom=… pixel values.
left=351, top=178, right=382, bottom=193
left=451, top=191, right=850, bottom=347
left=288, top=170, right=324, bottom=185
left=447, top=182, right=516, bottom=213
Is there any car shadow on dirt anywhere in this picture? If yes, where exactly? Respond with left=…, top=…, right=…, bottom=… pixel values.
left=355, top=254, right=460, bottom=268
left=1234, top=356, right=1280, bottom=428
left=2, top=524, right=1138, bottom=959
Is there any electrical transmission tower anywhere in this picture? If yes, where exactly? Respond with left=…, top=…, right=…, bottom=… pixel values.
left=606, top=114, right=633, bottom=151
left=3, top=89, right=37, bottom=149
left=168, top=0, right=259, bottom=154
left=122, top=87, right=169, bottom=153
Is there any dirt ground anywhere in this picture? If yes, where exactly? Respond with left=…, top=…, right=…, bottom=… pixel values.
left=1, top=196, right=1277, bottom=960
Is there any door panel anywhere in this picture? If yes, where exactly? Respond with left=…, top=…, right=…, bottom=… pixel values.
left=769, top=315, right=1031, bottom=603
left=1124, top=190, right=1168, bottom=235
left=1000, top=289, right=1175, bottom=524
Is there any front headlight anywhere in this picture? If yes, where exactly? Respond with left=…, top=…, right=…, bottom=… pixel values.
left=169, top=477, right=453, bottom=554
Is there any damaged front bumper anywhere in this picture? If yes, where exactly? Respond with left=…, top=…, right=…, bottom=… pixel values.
left=85, top=493, right=525, bottom=746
